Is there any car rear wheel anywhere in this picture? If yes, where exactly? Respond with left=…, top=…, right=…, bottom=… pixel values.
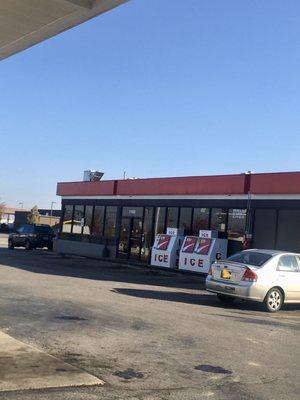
left=217, top=294, right=235, bottom=304
left=264, top=288, right=283, bottom=312
left=25, top=240, right=32, bottom=251
left=8, top=239, right=14, bottom=250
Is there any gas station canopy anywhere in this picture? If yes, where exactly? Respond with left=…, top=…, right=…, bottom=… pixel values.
left=0, top=0, right=129, bottom=61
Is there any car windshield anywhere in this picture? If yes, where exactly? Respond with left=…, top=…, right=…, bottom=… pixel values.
left=34, top=226, right=53, bottom=234
left=227, top=251, right=272, bottom=267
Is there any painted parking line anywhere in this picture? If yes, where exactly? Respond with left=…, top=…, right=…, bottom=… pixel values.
left=0, top=332, right=104, bottom=392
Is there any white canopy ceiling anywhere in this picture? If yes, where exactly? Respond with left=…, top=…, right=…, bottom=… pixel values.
left=0, top=0, right=129, bottom=61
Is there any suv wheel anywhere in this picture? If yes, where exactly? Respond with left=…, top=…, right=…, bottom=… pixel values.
left=25, top=239, right=32, bottom=251
left=8, top=239, right=14, bottom=250
left=264, top=288, right=283, bottom=312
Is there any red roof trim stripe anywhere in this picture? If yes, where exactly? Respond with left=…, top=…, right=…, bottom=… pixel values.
left=56, top=172, right=300, bottom=197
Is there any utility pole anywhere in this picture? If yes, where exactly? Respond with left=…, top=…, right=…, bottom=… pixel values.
left=50, top=201, right=56, bottom=226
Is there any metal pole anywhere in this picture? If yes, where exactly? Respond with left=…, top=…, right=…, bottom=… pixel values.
left=50, top=201, right=56, bottom=226
left=246, top=190, right=252, bottom=235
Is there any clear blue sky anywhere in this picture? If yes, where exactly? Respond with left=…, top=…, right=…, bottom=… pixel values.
left=1, top=0, right=300, bottom=209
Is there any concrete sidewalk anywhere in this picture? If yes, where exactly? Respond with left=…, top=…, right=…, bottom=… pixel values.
left=0, top=332, right=104, bottom=392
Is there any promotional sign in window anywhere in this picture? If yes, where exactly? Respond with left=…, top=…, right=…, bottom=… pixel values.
left=155, top=235, right=171, bottom=251
left=182, top=236, right=198, bottom=253
left=194, top=238, right=212, bottom=255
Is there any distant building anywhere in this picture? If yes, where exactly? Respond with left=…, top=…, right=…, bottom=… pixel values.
left=0, top=207, right=29, bottom=229
left=13, top=209, right=61, bottom=231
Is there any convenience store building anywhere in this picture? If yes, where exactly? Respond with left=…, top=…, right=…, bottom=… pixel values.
left=55, top=171, right=300, bottom=263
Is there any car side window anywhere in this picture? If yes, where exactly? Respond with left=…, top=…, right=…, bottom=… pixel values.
left=17, top=227, right=24, bottom=234
left=297, top=256, right=300, bottom=271
left=277, top=255, right=299, bottom=272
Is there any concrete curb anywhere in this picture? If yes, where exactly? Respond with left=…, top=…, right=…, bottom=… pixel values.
left=0, top=331, right=104, bottom=392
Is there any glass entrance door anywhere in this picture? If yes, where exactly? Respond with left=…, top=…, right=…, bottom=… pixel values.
left=118, top=218, right=131, bottom=258
left=129, top=218, right=143, bottom=260
left=118, top=217, right=143, bottom=260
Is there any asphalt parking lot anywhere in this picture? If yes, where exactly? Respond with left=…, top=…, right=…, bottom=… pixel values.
left=0, top=234, right=299, bottom=400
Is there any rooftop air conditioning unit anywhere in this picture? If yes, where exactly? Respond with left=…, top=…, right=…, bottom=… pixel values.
left=83, top=170, right=104, bottom=182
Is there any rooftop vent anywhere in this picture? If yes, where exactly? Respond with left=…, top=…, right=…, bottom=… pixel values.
left=83, top=170, right=104, bottom=182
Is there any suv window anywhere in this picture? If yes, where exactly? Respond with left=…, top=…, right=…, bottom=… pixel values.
left=23, top=225, right=34, bottom=234
left=277, top=255, right=300, bottom=272
left=34, top=226, right=53, bottom=234
left=28, top=225, right=35, bottom=233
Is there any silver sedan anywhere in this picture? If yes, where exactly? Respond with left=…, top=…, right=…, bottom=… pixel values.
left=206, top=249, right=300, bottom=312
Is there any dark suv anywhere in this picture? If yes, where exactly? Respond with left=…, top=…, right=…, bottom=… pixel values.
left=8, top=224, right=55, bottom=250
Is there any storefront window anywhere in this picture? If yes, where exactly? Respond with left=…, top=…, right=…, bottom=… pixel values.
left=154, top=207, right=166, bottom=235
left=179, top=208, right=192, bottom=233
left=166, top=207, right=179, bottom=228
left=141, top=207, right=154, bottom=263
left=227, top=209, right=246, bottom=241
left=192, top=208, right=209, bottom=234
left=62, top=205, right=73, bottom=233
left=104, top=206, right=117, bottom=237
left=92, top=206, right=105, bottom=236
left=72, top=205, right=84, bottom=234
left=83, top=206, right=93, bottom=235
left=210, top=208, right=227, bottom=232
left=253, top=209, right=276, bottom=249
left=276, top=210, right=300, bottom=252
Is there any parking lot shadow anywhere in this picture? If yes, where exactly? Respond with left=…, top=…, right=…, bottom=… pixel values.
left=0, top=247, right=205, bottom=291
left=113, top=287, right=223, bottom=306
left=112, top=287, right=300, bottom=316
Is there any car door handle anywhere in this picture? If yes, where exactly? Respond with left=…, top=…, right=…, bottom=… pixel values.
left=279, top=275, right=286, bottom=278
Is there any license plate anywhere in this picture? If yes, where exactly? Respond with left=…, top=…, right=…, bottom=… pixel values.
left=225, top=286, right=235, bottom=292
left=221, top=269, right=231, bottom=279
left=43, top=236, right=49, bottom=240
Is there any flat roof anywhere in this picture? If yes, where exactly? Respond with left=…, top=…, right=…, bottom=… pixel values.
left=2, top=207, right=30, bottom=214
left=0, top=0, right=129, bottom=61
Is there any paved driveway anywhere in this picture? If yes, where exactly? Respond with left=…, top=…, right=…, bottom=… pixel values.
left=0, top=234, right=299, bottom=400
